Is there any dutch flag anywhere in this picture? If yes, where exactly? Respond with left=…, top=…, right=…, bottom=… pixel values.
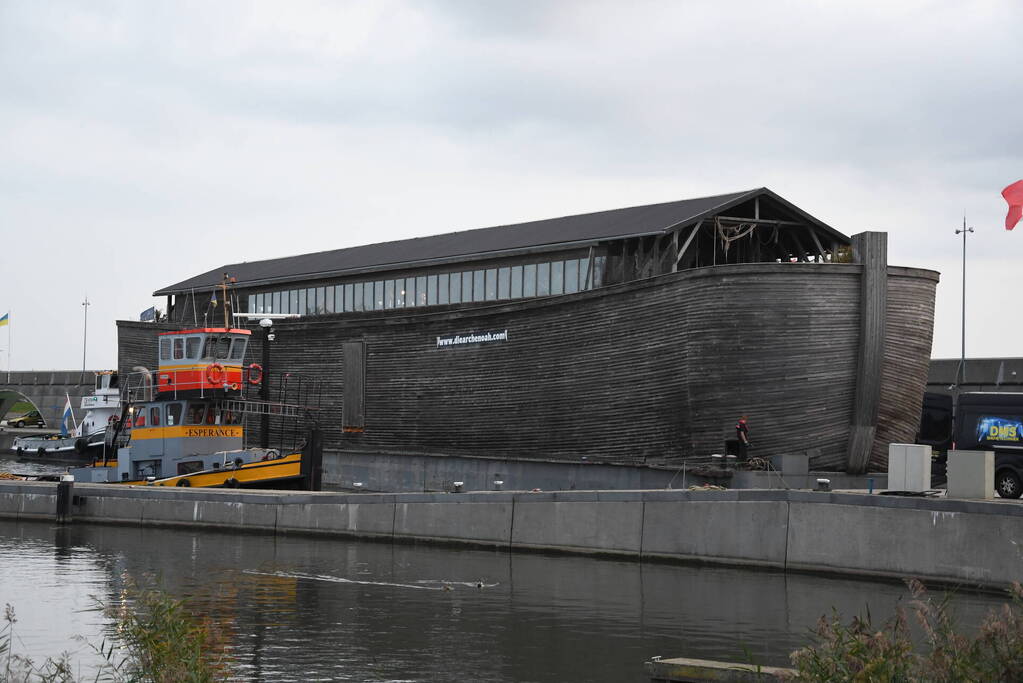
left=60, top=394, right=76, bottom=437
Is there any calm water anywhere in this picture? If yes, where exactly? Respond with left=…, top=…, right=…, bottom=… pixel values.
left=0, top=457, right=1012, bottom=681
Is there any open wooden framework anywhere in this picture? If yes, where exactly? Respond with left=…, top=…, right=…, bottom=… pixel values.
left=601, top=191, right=849, bottom=285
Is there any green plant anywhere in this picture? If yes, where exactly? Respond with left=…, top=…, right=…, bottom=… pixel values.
left=93, top=579, right=229, bottom=683
left=1, top=580, right=230, bottom=683
left=788, top=579, right=1023, bottom=682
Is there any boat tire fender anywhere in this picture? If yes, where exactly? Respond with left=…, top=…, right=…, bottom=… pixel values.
left=37, top=447, right=46, bottom=457
left=75, top=438, right=89, bottom=455
left=206, top=363, right=225, bottom=386
left=225, top=477, right=240, bottom=488
left=176, top=478, right=190, bottom=487
left=247, top=363, right=263, bottom=385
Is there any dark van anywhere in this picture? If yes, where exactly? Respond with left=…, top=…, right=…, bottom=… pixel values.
left=952, top=393, right=1023, bottom=499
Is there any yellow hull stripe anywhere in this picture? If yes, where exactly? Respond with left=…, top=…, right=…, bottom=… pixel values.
left=146, top=453, right=303, bottom=488
left=130, top=425, right=243, bottom=440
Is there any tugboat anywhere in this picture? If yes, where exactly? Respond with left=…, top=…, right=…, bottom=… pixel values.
left=70, top=326, right=323, bottom=490
left=13, top=371, right=122, bottom=458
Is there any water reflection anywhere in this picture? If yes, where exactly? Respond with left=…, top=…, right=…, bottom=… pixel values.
left=0, top=519, right=1010, bottom=682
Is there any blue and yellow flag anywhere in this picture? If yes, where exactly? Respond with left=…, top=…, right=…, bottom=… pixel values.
left=0, top=312, right=8, bottom=327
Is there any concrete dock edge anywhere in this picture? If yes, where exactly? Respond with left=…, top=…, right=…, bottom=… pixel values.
left=2, top=481, right=1022, bottom=589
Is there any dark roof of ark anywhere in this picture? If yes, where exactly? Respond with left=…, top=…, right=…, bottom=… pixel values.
left=155, top=187, right=847, bottom=295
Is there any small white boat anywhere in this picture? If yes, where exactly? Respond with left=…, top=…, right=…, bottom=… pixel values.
left=13, top=371, right=121, bottom=458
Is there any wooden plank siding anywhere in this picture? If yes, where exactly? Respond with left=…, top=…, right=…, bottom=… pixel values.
left=119, top=262, right=938, bottom=472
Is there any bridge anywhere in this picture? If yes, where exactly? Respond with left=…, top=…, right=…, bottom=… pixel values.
left=0, top=371, right=102, bottom=430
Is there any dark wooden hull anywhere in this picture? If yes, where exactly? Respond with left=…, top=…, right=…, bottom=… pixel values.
left=120, top=263, right=937, bottom=471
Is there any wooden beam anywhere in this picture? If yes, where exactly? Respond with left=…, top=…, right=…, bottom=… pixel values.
left=787, top=229, right=811, bottom=262
left=716, top=216, right=806, bottom=227
left=674, top=220, right=703, bottom=271
left=807, top=227, right=827, bottom=263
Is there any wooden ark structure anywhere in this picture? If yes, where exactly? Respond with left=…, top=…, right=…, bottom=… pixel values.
left=120, top=188, right=938, bottom=477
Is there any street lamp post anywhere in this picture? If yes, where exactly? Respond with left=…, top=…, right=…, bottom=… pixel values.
left=81, top=296, right=91, bottom=385
left=954, top=217, right=974, bottom=396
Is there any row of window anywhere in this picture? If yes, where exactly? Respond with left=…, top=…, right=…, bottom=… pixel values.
left=245, top=256, right=607, bottom=316
left=126, top=402, right=242, bottom=428
left=158, top=334, right=248, bottom=362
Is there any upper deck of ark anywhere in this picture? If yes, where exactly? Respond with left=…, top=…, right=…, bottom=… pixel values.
left=155, top=187, right=849, bottom=322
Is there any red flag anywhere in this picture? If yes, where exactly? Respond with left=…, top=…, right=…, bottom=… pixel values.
left=1003, top=179, right=1023, bottom=230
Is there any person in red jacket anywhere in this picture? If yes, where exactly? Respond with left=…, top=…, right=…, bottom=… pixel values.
left=735, top=416, right=751, bottom=459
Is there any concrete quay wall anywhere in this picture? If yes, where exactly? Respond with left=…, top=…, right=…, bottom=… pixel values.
left=1, top=482, right=1021, bottom=589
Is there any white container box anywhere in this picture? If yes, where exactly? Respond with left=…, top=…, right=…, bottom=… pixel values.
left=946, top=450, right=994, bottom=500
left=887, top=443, right=932, bottom=492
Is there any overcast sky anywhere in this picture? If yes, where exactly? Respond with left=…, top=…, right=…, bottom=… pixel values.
left=1, top=0, right=1021, bottom=371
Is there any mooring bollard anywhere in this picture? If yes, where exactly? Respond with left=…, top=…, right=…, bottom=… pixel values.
left=56, top=473, right=74, bottom=524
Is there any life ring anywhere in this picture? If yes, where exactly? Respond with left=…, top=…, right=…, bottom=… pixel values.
left=206, top=363, right=225, bottom=386
left=247, top=363, right=263, bottom=385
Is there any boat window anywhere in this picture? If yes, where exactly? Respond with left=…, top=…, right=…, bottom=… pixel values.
left=593, top=256, right=606, bottom=287
left=247, top=294, right=255, bottom=314
left=580, top=257, right=591, bottom=289
left=223, top=409, right=241, bottom=425
left=272, top=291, right=281, bottom=314
left=565, top=259, right=579, bottom=294
left=324, top=287, right=335, bottom=313
left=511, top=266, right=523, bottom=298
left=427, top=275, right=438, bottom=305
left=485, top=269, right=497, bottom=301
left=159, top=338, right=171, bottom=361
left=400, top=278, right=411, bottom=307
left=498, top=267, right=511, bottom=300
left=438, top=273, right=450, bottom=305
left=166, top=403, right=183, bottom=426
left=109, top=373, right=119, bottom=389
left=316, top=286, right=326, bottom=313
left=289, top=290, right=299, bottom=315
left=298, top=289, right=308, bottom=316
left=551, top=261, right=564, bottom=295
left=177, top=461, right=203, bottom=475
left=523, top=264, right=536, bottom=297
left=206, top=407, right=220, bottom=425
left=215, top=337, right=231, bottom=360
left=201, top=337, right=217, bottom=359
left=416, top=276, right=427, bottom=306
left=229, top=338, right=247, bottom=360
left=173, top=337, right=185, bottom=360
left=460, top=271, right=472, bottom=303
left=134, top=410, right=146, bottom=428
left=374, top=281, right=384, bottom=310
left=150, top=406, right=161, bottom=427
left=185, top=336, right=202, bottom=359
left=185, top=404, right=206, bottom=425
left=353, top=283, right=364, bottom=311
left=473, top=270, right=485, bottom=302
left=343, top=284, right=354, bottom=312
left=384, top=280, right=395, bottom=309
left=537, top=262, right=550, bottom=296
left=364, top=282, right=375, bottom=311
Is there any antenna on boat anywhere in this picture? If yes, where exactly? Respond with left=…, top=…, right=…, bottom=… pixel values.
left=220, top=273, right=236, bottom=328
